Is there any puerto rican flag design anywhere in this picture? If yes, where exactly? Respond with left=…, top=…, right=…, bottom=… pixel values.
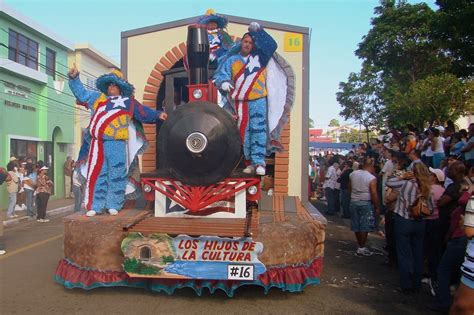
left=231, top=56, right=265, bottom=141
left=165, top=193, right=236, bottom=216
left=83, top=100, right=129, bottom=210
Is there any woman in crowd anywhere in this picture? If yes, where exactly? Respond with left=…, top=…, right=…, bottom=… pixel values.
left=23, top=163, right=37, bottom=217
left=424, top=168, right=445, bottom=293
left=36, top=165, right=53, bottom=223
left=15, top=162, right=27, bottom=211
left=450, top=132, right=465, bottom=158
left=383, top=151, right=409, bottom=267
left=338, top=161, right=353, bottom=219
left=5, top=160, right=19, bottom=218
left=72, top=162, right=83, bottom=213
left=428, top=165, right=470, bottom=312
left=386, top=162, right=433, bottom=294
left=431, top=128, right=446, bottom=168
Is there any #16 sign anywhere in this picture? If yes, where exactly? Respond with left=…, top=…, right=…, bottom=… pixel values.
left=121, top=233, right=266, bottom=280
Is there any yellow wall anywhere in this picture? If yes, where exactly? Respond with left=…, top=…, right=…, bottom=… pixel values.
left=127, top=26, right=189, bottom=102
left=126, top=22, right=305, bottom=198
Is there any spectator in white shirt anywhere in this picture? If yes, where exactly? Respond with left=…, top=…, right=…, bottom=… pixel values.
left=349, top=156, right=380, bottom=256
left=323, top=160, right=339, bottom=215
left=72, top=165, right=83, bottom=213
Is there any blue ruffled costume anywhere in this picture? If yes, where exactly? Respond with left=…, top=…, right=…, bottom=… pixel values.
left=213, top=27, right=277, bottom=167
left=69, top=73, right=164, bottom=213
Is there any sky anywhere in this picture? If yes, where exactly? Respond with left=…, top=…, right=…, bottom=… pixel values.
left=4, top=0, right=437, bottom=128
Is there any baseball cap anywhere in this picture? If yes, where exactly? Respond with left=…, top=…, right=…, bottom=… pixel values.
left=429, top=167, right=445, bottom=182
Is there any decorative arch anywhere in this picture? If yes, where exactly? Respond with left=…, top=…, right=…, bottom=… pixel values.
left=139, top=38, right=291, bottom=196
left=52, top=126, right=63, bottom=142
left=141, top=42, right=187, bottom=172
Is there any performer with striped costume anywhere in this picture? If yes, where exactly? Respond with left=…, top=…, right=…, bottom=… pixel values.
left=214, top=23, right=277, bottom=176
left=68, top=66, right=167, bottom=217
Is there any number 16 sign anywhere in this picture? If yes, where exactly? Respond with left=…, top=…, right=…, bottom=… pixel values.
left=284, top=32, right=303, bottom=52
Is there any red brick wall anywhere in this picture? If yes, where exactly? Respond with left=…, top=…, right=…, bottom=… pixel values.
left=274, top=120, right=290, bottom=194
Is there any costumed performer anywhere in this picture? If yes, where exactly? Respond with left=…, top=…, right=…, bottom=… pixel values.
left=68, top=65, right=167, bottom=217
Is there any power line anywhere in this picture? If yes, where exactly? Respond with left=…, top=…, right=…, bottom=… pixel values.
left=0, top=42, right=99, bottom=91
left=0, top=27, right=115, bottom=80
left=0, top=91, right=81, bottom=116
left=0, top=62, right=99, bottom=101
left=0, top=80, right=90, bottom=114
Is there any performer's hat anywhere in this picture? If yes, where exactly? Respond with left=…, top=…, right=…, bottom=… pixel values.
left=198, top=9, right=228, bottom=29
left=39, top=166, right=49, bottom=171
left=96, top=69, right=135, bottom=97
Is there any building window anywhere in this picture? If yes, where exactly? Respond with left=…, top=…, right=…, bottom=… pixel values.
left=46, top=48, right=56, bottom=79
left=8, top=29, right=39, bottom=70
left=10, top=139, right=38, bottom=161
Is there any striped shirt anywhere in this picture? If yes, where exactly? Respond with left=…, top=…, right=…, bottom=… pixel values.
left=386, top=177, right=434, bottom=219
left=461, top=239, right=474, bottom=283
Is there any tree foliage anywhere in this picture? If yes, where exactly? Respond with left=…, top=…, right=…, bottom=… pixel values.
left=356, top=1, right=448, bottom=87
left=433, top=0, right=474, bottom=78
left=390, top=73, right=473, bottom=127
left=339, top=128, right=377, bottom=144
left=337, top=0, right=474, bottom=131
left=339, top=129, right=361, bottom=143
left=329, top=119, right=340, bottom=127
left=337, top=70, right=385, bottom=132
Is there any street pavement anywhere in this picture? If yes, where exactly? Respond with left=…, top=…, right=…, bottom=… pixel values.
left=0, top=200, right=437, bottom=315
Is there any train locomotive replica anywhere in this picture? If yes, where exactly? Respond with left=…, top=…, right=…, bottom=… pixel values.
left=55, top=21, right=325, bottom=297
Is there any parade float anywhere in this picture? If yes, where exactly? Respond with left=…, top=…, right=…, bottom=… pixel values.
left=55, top=11, right=326, bottom=297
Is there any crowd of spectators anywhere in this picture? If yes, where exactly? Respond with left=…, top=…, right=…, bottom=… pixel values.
left=309, top=122, right=474, bottom=313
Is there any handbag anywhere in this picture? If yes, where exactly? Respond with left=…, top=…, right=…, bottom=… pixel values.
left=409, top=185, right=431, bottom=219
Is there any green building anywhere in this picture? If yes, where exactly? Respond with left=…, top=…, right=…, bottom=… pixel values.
left=0, top=3, right=75, bottom=209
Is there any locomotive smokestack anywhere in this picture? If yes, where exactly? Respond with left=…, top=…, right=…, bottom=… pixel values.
left=187, top=24, right=209, bottom=85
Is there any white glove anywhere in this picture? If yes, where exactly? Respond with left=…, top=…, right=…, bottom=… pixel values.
left=221, top=82, right=234, bottom=92
left=248, top=22, right=261, bottom=32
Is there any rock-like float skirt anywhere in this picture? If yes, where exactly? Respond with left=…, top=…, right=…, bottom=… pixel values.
left=55, top=209, right=325, bottom=297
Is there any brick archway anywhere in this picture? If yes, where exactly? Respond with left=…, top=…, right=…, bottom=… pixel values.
left=141, top=42, right=187, bottom=172
left=140, top=41, right=290, bottom=195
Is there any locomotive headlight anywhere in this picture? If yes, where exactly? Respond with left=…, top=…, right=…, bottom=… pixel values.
left=186, top=132, right=208, bottom=153
left=248, top=185, right=258, bottom=195
left=192, top=89, right=203, bottom=99
left=143, top=184, right=152, bottom=193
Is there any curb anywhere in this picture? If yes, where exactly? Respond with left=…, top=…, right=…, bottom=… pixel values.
left=3, top=204, right=74, bottom=228
left=303, top=200, right=328, bottom=225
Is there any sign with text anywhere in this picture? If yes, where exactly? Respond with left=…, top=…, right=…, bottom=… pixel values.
left=284, top=32, right=303, bottom=52
left=122, top=233, right=266, bottom=280
left=3, top=81, right=31, bottom=98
